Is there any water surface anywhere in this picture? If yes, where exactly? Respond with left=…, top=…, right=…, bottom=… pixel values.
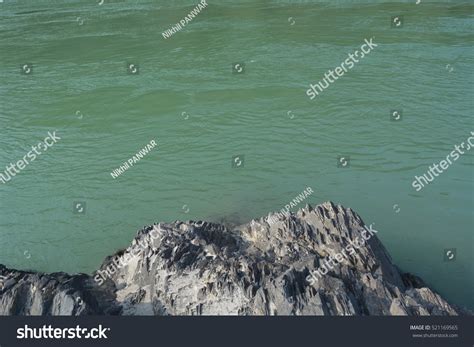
left=0, top=0, right=472, bottom=310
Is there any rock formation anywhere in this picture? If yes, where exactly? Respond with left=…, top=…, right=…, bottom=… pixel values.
left=0, top=202, right=467, bottom=316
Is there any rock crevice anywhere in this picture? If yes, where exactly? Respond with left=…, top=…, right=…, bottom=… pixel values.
left=0, top=202, right=467, bottom=316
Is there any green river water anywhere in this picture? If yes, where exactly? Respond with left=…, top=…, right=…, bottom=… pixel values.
left=0, top=0, right=473, bottom=310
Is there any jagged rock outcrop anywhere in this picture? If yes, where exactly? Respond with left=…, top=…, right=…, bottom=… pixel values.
left=0, top=267, right=119, bottom=315
left=0, top=202, right=467, bottom=316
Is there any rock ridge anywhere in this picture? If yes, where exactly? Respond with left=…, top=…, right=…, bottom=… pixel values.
left=0, top=202, right=468, bottom=316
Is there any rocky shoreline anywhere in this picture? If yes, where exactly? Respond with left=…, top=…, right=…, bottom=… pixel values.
left=0, top=202, right=468, bottom=316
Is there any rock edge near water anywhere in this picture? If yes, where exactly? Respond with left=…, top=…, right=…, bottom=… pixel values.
left=0, top=202, right=468, bottom=316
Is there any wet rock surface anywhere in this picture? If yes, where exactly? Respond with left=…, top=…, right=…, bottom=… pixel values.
left=0, top=202, right=467, bottom=316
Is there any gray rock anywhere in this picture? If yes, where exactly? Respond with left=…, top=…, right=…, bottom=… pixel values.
left=0, top=269, right=119, bottom=315
left=0, top=202, right=469, bottom=316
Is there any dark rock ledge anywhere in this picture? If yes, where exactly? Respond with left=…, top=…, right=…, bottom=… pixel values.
left=0, top=202, right=469, bottom=316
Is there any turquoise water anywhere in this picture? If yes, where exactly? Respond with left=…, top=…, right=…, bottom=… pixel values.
left=0, top=0, right=472, bottom=311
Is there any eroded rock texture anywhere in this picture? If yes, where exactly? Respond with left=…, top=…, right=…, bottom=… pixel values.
left=0, top=202, right=466, bottom=316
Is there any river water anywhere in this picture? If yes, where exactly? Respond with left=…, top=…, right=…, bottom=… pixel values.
left=0, top=0, right=472, bottom=310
